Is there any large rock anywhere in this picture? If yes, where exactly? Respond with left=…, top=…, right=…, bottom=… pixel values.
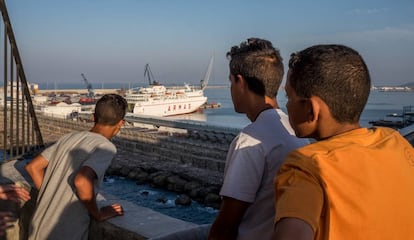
left=204, top=193, right=221, bottom=209
left=151, top=172, right=171, bottom=188
left=166, top=175, right=187, bottom=193
left=175, top=194, right=192, bottom=206
left=135, top=171, right=149, bottom=184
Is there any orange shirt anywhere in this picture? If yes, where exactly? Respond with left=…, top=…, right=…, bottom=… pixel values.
left=274, top=127, right=414, bottom=240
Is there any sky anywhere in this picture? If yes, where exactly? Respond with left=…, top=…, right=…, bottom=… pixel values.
left=4, top=0, right=414, bottom=88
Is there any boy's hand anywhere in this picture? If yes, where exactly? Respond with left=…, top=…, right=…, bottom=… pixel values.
left=0, top=184, right=31, bottom=203
left=98, top=203, right=124, bottom=222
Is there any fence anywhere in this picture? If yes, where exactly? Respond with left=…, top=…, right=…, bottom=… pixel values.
left=0, top=0, right=43, bottom=161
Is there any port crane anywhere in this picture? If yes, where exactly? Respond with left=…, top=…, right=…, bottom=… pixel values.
left=80, top=73, right=94, bottom=97
left=144, top=63, right=159, bottom=85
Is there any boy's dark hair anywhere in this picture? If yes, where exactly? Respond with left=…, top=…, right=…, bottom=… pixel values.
left=288, top=44, right=371, bottom=123
left=94, top=94, right=127, bottom=125
left=226, top=38, right=284, bottom=98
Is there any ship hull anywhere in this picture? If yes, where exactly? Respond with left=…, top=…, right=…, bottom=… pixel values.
left=132, top=96, right=207, bottom=117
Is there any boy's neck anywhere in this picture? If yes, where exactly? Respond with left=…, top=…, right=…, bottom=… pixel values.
left=246, top=96, right=279, bottom=122
left=316, top=122, right=361, bottom=141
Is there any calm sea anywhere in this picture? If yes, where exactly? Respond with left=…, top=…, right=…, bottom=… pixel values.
left=168, top=87, right=414, bottom=129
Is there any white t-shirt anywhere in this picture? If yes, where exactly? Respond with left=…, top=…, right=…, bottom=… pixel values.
left=220, top=109, right=308, bottom=240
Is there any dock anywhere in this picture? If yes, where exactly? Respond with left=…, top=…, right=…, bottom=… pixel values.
left=35, top=88, right=122, bottom=95
left=369, top=105, right=414, bottom=129
left=200, top=102, right=221, bottom=109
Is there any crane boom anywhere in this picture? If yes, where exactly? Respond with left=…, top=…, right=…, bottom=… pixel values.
left=81, top=73, right=94, bottom=97
left=144, top=64, right=158, bottom=85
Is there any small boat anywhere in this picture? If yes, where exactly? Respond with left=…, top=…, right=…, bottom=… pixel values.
left=200, top=101, right=221, bottom=109
left=369, top=106, right=414, bottom=129
left=78, top=96, right=97, bottom=105
left=125, top=56, right=214, bottom=117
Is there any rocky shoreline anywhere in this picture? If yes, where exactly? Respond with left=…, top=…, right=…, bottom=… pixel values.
left=106, top=162, right=222, bottom=208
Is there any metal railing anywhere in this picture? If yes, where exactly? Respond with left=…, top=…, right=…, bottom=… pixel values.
left=0, top=0, right=43, bottom=161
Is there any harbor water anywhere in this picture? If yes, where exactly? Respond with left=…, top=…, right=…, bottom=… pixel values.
left=101, top=176, right=218, bottom=224
left=167, top=87, right=414, bottom=129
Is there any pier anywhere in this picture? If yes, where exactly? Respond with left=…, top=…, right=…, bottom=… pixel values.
left=369, top=105, right=414, bottom=129
left=36, top=88, right=121, bottom=95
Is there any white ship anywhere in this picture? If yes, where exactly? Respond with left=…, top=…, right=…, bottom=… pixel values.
left=126, top=56, right=214, bottom=117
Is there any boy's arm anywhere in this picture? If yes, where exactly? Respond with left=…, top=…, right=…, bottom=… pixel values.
left=74, top=166, right=123, bottom=222
left=25, top=155, right=49, bottom=190
left=273, top=152, right=323, bottom=240
left=208, top=196, right=250, bottom=240
left=273, top=218, right=314, bottom=240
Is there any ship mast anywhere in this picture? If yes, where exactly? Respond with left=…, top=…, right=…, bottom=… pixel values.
left=201, top=54, right=214, bottom=90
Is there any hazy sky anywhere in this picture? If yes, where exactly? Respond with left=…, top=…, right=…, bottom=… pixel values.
left=5, top=0, right=414, bottom=87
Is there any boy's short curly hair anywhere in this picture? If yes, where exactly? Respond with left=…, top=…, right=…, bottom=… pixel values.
left=227, top=38, right=284, bottom=98
left=94, top=94, right=127, bottom=125
left=288, top=44, right=371, bottom=123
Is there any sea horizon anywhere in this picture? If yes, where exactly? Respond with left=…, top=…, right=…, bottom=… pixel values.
left=31, top=81, right=414, bottom=91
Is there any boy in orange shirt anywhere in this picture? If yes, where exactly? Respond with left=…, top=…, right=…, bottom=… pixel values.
left=273, top=44, right=414, bottom=240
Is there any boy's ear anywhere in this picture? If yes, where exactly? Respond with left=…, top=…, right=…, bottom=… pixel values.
left=237, top=74, right=248, bottom=91
left=118, top=119, right=125, bottom=127
left=307, top=97, right=320, bottom=122
left=236, top=74, right=243, bottom=81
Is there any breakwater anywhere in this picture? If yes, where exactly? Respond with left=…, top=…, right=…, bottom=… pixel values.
left=34, top=113, right=238, bottom=208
